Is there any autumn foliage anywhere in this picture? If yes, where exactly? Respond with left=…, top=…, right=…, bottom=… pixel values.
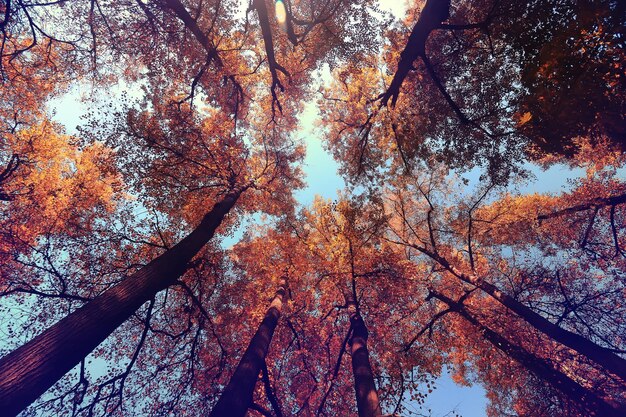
left=0, top=1, right=624, bottom=416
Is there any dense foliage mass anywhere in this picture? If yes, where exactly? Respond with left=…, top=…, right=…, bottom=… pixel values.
left=0, top=0, right=624, bottom=416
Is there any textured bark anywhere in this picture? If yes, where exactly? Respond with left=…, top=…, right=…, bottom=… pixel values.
left=0, top=191, right=241, bottom=417
left=209, top=278, right=287, bottom=417
left=537, top=193, right=626, bottom=221
left=252, top=0, right=290, bottom=112
left=381, top=0, right=451, bottom=107
left=424, top=248, right=626, bottom=381
left=349, top=313, right=382, bottom=417
left=429, top=290, right=625, bottom=417
left=162, top=0, right=220, bottom=61
left=472, top=276, right=626, bottom=381
left=343, top=279, right=382, bottom=417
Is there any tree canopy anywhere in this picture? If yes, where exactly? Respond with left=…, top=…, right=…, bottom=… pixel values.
left=0, top=0, right=624, bottom=416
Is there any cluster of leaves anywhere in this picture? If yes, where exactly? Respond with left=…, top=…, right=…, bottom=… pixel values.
left=0, top=1, right=624, bottom=417
left=319, top=0, right=625, bottom=183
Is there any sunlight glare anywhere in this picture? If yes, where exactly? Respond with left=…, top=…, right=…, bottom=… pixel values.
left=378, top=0, right=407, bottom=18
left=275, top=0, right=287, bottom=24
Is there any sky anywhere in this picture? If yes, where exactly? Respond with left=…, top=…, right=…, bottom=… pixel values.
left=43, top=1, right=600, bottom=415
left=47, top=75, right=490, bottom=417
left=290, top=78, right=598, bottom=417
left=289, top=97, right=490, bottom=417
left=294, top=102, right=345, bottom=205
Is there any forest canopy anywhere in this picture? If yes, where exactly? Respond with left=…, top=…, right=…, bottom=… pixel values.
left=0, top=0, right=624, bottom=416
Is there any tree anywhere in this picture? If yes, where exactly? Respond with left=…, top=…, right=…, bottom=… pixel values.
left=427, top=288, right=624, bottom=416
left=0, top=91, right=304, bottom=415
left=292, top=197, right=422, bottom=416
left=0, top=189, right=240, bottom=416
left=382, top=157, right=626, bottom=414
left=319, top=0, right=625, bottom=182
left=209, top=276, right=288, bottom=417
left=1, top=1, right=625, bottom=416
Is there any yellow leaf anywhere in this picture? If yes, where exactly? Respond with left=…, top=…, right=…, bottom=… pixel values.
left=516, top=112, right=533, bottom=127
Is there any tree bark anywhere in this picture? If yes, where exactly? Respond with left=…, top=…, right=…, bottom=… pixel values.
left=423, top=248, right=626, bottom=381
left=343, top=277, right=382, bottom=417
left=381, top=0, right=451, bottom=107
left=349, top=313, right=383, bottom=417
left=429, top=289, right=625, bottom=417
left=0, top=190, right=242, bottom=417
left=252, top=0, right=290, bottom=113
left=537, top=192, right=626, bottom=221
left=208, top=277, right=287, bottom=417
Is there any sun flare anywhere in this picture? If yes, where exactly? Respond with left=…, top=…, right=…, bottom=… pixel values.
left=275, top=0, right=287, bottom=24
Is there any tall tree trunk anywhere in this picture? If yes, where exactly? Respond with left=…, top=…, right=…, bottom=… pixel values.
left=429, top=289, right=625, bottom=417
left=0, top=190, right=242, bottom=417
left=349, top=312, right=383, bottom=417
left=381, top=0, right=451, bottom=107
left=344, top=283, right=382, bottom=417
left=471, top=274, right=626, bottom=381
left=537, top=192, right=626, bottom=221
left=209, top=277, right=287, bottom=417
left=423, top=248, right=626, bottom=381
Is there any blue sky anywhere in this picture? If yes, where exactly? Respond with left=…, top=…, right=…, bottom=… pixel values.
left=44, top=2, right=596, bottom=413
left=50, top=73, right=593, bottom=417
left=292, top=100, right=490, bottom=417
left=49, top=80, right=490, bottom=417
left=294, top=102, right=345, bottom=205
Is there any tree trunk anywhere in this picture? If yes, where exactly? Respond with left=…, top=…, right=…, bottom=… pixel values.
left=381, top=0, right=451, bottom=107
left=429, top=289, right=625, bottom=417
left=473, top=276, right=626, bottom=381
left=349, top=312, right=383, bottom=417
left=344, top=278, right=382, bottom=417
left=537, top=192, right=626, bottom=221
left=0, top=190, right=242, bottom=417
left=426, top=249, right=626, bottom=381
left=208, top=277, right=287, bottom=417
